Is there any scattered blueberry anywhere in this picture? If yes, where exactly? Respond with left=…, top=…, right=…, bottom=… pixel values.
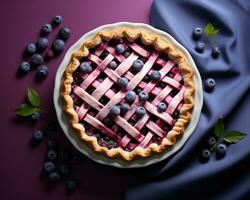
left=204, top=78, right=216, bottom=92
left=52, top=15, right=62, bottom=26
left=44, top=161, right=55, bottom=173
left=117, top=77, right=128, bottom=88
left=19, top=62, right=30, bottom=73
left=199, top=149, right=211, bottom=162
left=45, top=50, right=54, bottom=60
left=59, top=164, right=70, bottom=176
left=109, top=61, right=118, bottom=69
left=47, top=150, right=57, bottom=161
left=157, top=102, right=167, bottom=112
left=135, top=88, right=142, bottom=94
left=36, top=65, right=48, bottom=79
left=107, top=140, right=117, bottom=149
left=216, top=143, right=227, bottom=158
left=59, top=150, right=71, bottom=161
left=125, top=91, right=137, bottom=103
left=41, top=23, right=52, bottom=35
left=52, top=39, right=65, bottom=52
left=103, top=117, right=113, bottom=126
left=132, top=59, right=144, bottom=72
left=143, top=75, right=150, bottom=82
left=115, top=44, right=125, bottom=54
left=31, top=54, right=44, bottom=65
left=26, top=43, right=36, bottom=55
left=79, top=62, right=90, bottom=73
left=124, top=51, right=130, bottom=58
left=48, top=172, right=60, bottom=182
left=120, top=103, right=129, bottom=115
left=212, top=46, right=220, bottom=58
left=31, top=112, right=40, bottom=121
left=32, top=130, right=44, bottom=142
left=36, top=37, right=49, bottom=51
left=207, top=136, right=216, bottom=147
left=58, top=27, right=71, bottom=40
left=195, top=42, right=205, bottom=53
left=66, top=179, right=78, bottom=191
left=138, top=91, right=149, bottom=101
left=110, top=105, right=120, bottom=117
left=47, top=139, right=57, bottom=150
left=193, top=27, right=203, bottom=40
left=136, top=106, right=146, bottom=118
left=150, top=70, right=161, bottom=81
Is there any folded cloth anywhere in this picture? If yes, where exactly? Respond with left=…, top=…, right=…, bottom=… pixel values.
left=125, top=1, right=250, bottom=199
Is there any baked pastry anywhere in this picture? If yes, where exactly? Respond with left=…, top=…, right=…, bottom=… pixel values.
left=61, top=26, right=194, bottom=161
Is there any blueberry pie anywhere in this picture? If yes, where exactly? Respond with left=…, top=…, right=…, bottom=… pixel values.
left=61, top=27, right=194, bottom=161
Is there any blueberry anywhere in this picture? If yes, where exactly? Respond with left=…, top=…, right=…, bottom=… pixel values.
left=59, top=27, right=71, bottom=40
left=195, top=42, right=205, bottom=53
left=124, top=51, right=130, bottom=58
left=79, top=62, right=90, bottom=73
left=103, top=117, right=113, bottom=126
left=117, top=77, right=128, bottom=88
left=207, top=136, right=216, bottom=147
left=136, top=106, right=146, bottom=118
left=36, top=37, right=49, bottom=51
left=204, top=78, right=216, bottom=92
left=48, top=172, right=60, bottom=182
left=199, top=149, right=211, bottom=163
left=216, top=143, right=227, bottom=158
left=143, top=75, right=150, bottom=82
left=150, top=70, right=161, bottom=81
left=41, top=23, right=52, bottom=35
left=125, top=91, right=137, bottom=103
left=138, top=91, right=149, bottom=101
left=157, top=102, right=167, bottom=112
left=36, top=65, right=48, bottom=78
left=47, top=150, right=57, bottom=161
left=193, top=27, right=203, bottom=40
left=52, top=39, right=65, bottom=52
left=31, top=54, right=44, bottom=65
left=32, top=130, right=43, bottom=142
left=26, top=43, right=36, bottom=55
left=109, top=61, right=118, bottom=69
left=31, top=112, right=40, bottom=121
left=19, top=62, right=30, bottom=73
left=47, top=139, right=57, bottom=150
left=52, top=15, right=62, bottom=26
left=59, top=164, right=70, bottom=176
left=132, top=59, right=144, bottom=72
left=44, top=161, right=55, bottom=173
left=66, top=179, right=78, bottom=191
left=115, top=44, right=125, bottom=54
left=120, top=103, right=129, bottom=115
left=212, top=46, right=220, bottom=58
left=59, top=150, right=71, bottom=161
left=110, top=105, right=120, bottom=117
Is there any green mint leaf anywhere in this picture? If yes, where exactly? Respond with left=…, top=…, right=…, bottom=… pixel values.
left=27, top=88, right=40, bottom=107
left=15, top=103, right=37, bottom=117
left=214, top=116, right=224, bottom=138
left=223, top=131, right=246, bottom=143
left=204, top=22, right=220, bottom=38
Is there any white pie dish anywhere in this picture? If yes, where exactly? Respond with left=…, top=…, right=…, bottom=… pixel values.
left=53, top=22, right=203, bottom=168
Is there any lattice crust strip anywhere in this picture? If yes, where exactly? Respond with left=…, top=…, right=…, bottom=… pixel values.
left=61, top=27, right=194, bottom=161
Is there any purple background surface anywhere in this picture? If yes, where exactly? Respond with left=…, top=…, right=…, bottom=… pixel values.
left=0, top=0, right=152, bottom=199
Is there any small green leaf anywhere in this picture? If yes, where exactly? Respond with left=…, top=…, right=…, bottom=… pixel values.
left=27, top=88, right=40, bottom=107
left=204, top=22, right=220, bottom=38
left=214, top=116, right=224, bottom=138
left=15, top=103, right=38, bottom=116
left=223, top=131, right=246, bottom=143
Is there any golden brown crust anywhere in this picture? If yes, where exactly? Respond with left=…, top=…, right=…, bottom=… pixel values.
left=60, top=27, right=195, bottom=161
